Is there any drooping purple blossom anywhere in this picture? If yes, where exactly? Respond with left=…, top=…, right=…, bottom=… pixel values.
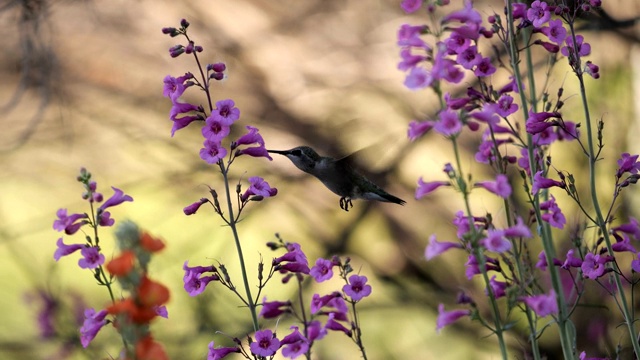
left=540, top=195, right=566, bottom=229
left=481, top=229, right=512, bottom=253
left=207, top=341, right=240, bottom=360
left=425, top=234, right=462, bottom=260
left=241, top=177, right=277, bottom=202
left=79, top=308, right=108, bottom=348
left=416, top=178, right=450, bottom=199
left=259, top=297, right=292, bottom=319
left=523, top=290, right=558, bottom=317
left=475, top=174, right=512, bottom=198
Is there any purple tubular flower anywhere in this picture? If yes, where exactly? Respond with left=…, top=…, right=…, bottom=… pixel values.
left=207, top=341, right=240, bottom=360
left=541, top=19, right=567, bottom=45
left=612, top=217, right=640, bottom=239
left=171, top=114, right=201, bottom=137
left=481, top=230, right=512, bottom=253
left=310, top=292, right=342, bottom=314
left=310, top=258, right=334, bottom=282
left=99, top=187, right=133, bottom=211
left=527, top=0, right=551, bottom=28
left=397, top=24, right=429, bottom=48
left=78, top=247, right=105, bottom=269
left=581, top=253, right=612, bottom=279
left=503, top=217, right=532, bottom=238
left=307, top=320, right=327, bottom=341
left=274, top=243, right=310, bottom=274
left=80, top=308, right=108, bottom=348
left=425, top=234, right=462, bottom=260
left=400, top=0, right=422, bottom=13
left=408, top=120, right=433, bottom=141
left=416, top=178, right=450, bottom=199
left=200, top=140, right=227, bottom=164
left=434, top=109, right=462, bottom=136
left=487, top=275, right=507, bottom=298
left=436, top=304, right=470, bottom=333
left=241, top=177, right=277, bottom=201
left=540, top=195, right=566, bottom=229
left=183, top=261, right=219, bottom=296
left=212, top=99, right=240, bottom=123
left=404, top=66, right=433, bottom=90
left=53, top=209, right=88, bottom=235
left=280, top=326, right=309, bottom=359
left=343, top=275, right=372, bottom=301
left=616, top=153, right=640, bottom=178
left=441, top=0, right=482, bottom=26
left=562, top=249, right=582, bottom=269
left=324, top=313, right=352, bottom=336
left=475, top=174, right=512, bottom=198
left=234, top=125, right=265, bottom=147
left=236, top=146, right=273, bottom=161
left=53, top=238, right=83, bottom=261
left=531, top=171, right=564, bottom=195
left=259, top=297, right=292, bottom=318
left=249, top=329, right=280, bottom=357
left=184, top=198, right=208, bottom=215
left=202, top=115, right=232, bottom=142
left=522, top=290, right=558, bottom=317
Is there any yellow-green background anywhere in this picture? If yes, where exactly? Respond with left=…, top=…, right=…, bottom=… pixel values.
left=1, top=0, right=638, bottom=359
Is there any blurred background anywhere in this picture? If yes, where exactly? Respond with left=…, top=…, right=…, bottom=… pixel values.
left=1, top=0, right=639, bottom=359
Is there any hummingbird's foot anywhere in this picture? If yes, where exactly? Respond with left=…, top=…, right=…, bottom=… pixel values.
left=339, top=197, right=353, bottom=211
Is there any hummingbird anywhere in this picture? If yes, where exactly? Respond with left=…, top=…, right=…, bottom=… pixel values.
left=267, top=146, right=406, bottom=211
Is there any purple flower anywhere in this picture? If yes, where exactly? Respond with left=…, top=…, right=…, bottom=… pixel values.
left=324, top=312, right=352, bottom=336
left=632, top=253, right=640, bottom=273
left=53, top=209, right=88, bottom=235
left=79, top=308, right=108, bottom=348
left=581, top=253, right=612, bottom=279
left=280, top=326, right=309, bottom=359
left=416, top=178, right=449, bottom=199
left=465, top=254, right=500, bottom=279
left=236, top=146, right=273, bottom=161
left=616, top=153, right=640, bottom=178
left=53, top=238, right=83, bottom=261
left=404, top=66, right=433, bottom=90
left=442, top=1, right=482, bottom=26
left=398, top=48, right=426, bottom=71
left=259, top=297, right=291, bottom=318
left=527, top=0, right=551, bottom=28
left=495, top=94, right=518, bottom=117
left=310, top=292, right=342, bottom=314
left=250, top=329, right=280, bottom=357
left=522, top=290, right=558, bottom=317
left=531, top=170, right=564, bottom=195
left=540, top=195, right=566, bottom=229
left=481, top=230, right=512, bottom=253
left=434, top=109, right=462, bottom=136
left=202, top=114, right=232, bottom=142
left=400, top=0, right=422, bottom=13
left=207, top=341, right=240, bottom=360
left=397, top=24, right=429, bottom=48
left=78, top=247, right=105, bottom=269
left=561, top=35, right=591, bottom=57
left=171, top=114, right=201, bottom=137
left=435, top=58, right=464, bottom=83
left=611, top=233, right=637, bottom=253
left=473, top=57, right=496, bottom=77
left=612, top=217, right=640, bottom=239
left=200, top=140, right=227, bottom=164
left=541, top=19, right=567, bottom=44
left=343, top=275, right=372, bottom=301
left=163, top=73, right=193, bottom=102
left=408, top=120, right=433, bottom=141
left=99, top=187, right=133, bottom=212
left=561, top=249, right=583, bottom=269
left=425, top=234, right=462, bottom=260
left=234, top=126, right=265, bottom=147
left=307, top=320, right=327, bottom=341
left=503, top=217, right=532, bottom=238
left=475, top=174, right=512, bottom=199
left=436, top=304, right=470, bottom=333
left=274, top=243, right=310, bottom=274
left=487, top=275, right=507, bottom=298
left=184, top=198, right=208, bottom=215
left=241, top=176, right=277, bottom=202
left=97, top=211, right=114, bottom=227
left=211, top=99, right=240, bottom=123
left=183, top=261, right=219, bottom=296
left=310, top=258, right=334, bottom=282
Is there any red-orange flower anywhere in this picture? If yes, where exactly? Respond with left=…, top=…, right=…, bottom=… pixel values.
left=140, top=232, right=166, bottom=253
left=138, top=275, right=170, bottom=308
left=106, top=251, right=136, bottom=276
left=136, top=335, right=169, bottom=360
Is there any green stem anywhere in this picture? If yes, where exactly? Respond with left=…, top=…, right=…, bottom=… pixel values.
left=567, top=23, right=640, bottom=358
left=220, top=162, right=259, bottom=332
left=451, top=138, right=509, bottom=359
left=505, top=2, right=574, bottom=358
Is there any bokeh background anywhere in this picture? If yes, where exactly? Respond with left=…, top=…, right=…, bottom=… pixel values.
left=1, top=0, right=640, bottom=359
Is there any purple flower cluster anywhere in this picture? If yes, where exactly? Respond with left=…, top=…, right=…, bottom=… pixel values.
left=53, top=168, right=133, bottom=270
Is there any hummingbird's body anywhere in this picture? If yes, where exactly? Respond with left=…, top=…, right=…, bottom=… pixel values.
left=268, top=146, right=406, bottom=211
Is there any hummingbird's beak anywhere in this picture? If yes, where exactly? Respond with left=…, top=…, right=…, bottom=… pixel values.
left=267, top=149, right=288, bottom=155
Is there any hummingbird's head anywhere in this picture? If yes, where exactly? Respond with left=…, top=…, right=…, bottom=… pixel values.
left=267, top=146, right=320, bottom=173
